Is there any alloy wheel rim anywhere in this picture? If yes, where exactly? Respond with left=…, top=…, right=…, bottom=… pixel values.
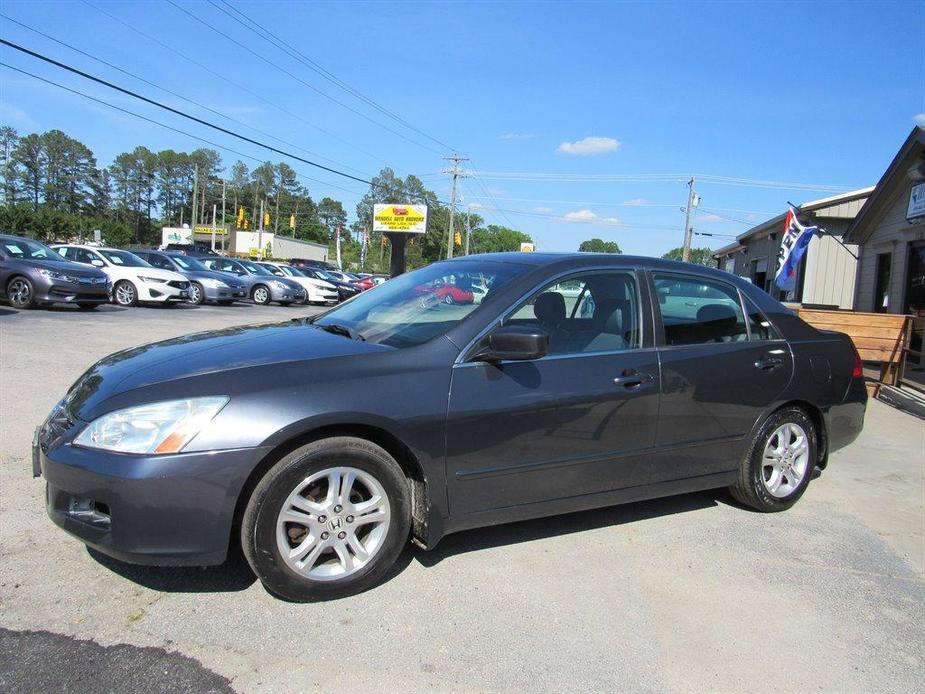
left=254, top=287, right=269, bottom=303
left=116, top=282, right=135, bottom=305
left=761, top=423, right=810, bottom=498
left=276, top=466, right=391, bottom=582
left=9, top=279, right=30, bottom=306
left=191, top=284, right=202, bottom=303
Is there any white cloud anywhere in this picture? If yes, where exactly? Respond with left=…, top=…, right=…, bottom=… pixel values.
left=914, top=113, right=925, bottom=126
left=556, top=136, right=621, bottom=156
left=500, top=132, right=535, bottom=140
left=623, top=197, right=648, bottom=206
left=562, top=209, right=620, bottom=225
left=697, top=213, right=729, bottom=223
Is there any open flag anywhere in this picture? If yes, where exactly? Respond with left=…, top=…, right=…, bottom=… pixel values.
left=775, top=207, right=819, bottom=289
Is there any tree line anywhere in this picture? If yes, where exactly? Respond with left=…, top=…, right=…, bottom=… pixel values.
left=0, top=124, right=533, bottom=272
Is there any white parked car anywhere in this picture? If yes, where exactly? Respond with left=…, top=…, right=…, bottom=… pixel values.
left=258, top=262, right=339, bottom=305
left=53, top=245, right=190, bottom=306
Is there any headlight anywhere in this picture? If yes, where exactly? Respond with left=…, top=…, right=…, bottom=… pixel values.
left=73, top=397, right=228, bottom=455
left=37, top=268, right=76, bottom=282
left=138, top=276, right=166, bottom=283
left=271, top=280, right=288, bottom=290
left=202, top=278, right=228, bottom=288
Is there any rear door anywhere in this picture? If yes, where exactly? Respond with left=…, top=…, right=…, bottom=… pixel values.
left=651, top=271, right=793, bottom=477
left=446, top=269, right=661, bottom=515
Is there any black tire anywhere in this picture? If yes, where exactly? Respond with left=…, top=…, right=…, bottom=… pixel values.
left=443, top=294, right=454, bottom=305
left=188, top=282, right=205, bottom=305
left=729, top=406, right=817, bottom=512
left=252, top=284, right=271, bottom=305
left=7, top=276, right=36, bottom=309
left=113, top=280, right=138, bottom=307
left=76, top=302, right=98, bottom=310
left=241, top=437, right=411, bottom=602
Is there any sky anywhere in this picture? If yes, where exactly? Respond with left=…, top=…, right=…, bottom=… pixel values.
left=1, top=0, right=923, bottom=256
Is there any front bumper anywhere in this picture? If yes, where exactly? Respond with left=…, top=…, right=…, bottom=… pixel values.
left=202, top=284, right=248, bottom=301
left=37, top=279, right=110, bottom=305
left=139, top=282, right=189, bottom=303
left=269, top=286, right=306, bottom=303
left=37, top=439, right=273, bottom=566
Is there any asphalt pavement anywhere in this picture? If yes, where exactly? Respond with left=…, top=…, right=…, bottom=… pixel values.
left=0, top=301, right=923, bottom=693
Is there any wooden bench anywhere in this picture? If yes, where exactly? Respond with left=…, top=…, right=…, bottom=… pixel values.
left=793, top=308, right=912, bottom=396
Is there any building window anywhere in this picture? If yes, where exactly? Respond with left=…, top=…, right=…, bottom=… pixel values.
left=874, top=252, right=892, bottom=313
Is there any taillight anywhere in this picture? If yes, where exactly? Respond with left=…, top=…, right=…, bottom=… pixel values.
left=851, top=345, right=863, bottom=379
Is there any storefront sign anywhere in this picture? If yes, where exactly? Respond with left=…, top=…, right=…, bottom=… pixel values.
left=373, top=204, right=427, bottom=233
left=908, top=182, right=925, bottom=222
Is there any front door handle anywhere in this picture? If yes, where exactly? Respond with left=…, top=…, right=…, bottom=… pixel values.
left=754, top=356, right=783, bottom=371
left=613, top=370, right=654, bottom=388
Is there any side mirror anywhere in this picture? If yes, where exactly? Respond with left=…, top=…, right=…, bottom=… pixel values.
left=91, top=259, right=105, bottom=267
left=473, top=325, right=549, bottom=362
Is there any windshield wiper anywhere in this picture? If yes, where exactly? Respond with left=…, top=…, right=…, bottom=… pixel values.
left=318, top=323, right=365, bottom=341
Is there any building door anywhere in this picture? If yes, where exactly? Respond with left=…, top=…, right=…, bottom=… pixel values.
left=874, top=252, right=892, bottom=313
left=905, top=242, right=925, bottom=314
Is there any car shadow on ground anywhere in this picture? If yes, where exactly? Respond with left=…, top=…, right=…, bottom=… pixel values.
left=414, top=489, right=726, bottom=568
left=84, top=490, right=728, bottom=596
left=0, top=307, right=19, bottom=316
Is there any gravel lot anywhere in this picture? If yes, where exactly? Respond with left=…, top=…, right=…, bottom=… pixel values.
left=1, top=302, right=923, bottom=693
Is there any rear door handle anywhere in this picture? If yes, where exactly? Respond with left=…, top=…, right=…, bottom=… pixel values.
left=613, top=371, right=654, bottom=388
left=754, top=356, right=783, bottom=371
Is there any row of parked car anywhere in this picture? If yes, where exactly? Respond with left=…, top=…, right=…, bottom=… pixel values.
left=0, top=233, right=389, bottom=310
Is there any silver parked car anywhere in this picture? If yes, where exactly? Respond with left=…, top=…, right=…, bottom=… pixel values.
left=133, top=250, right=248, bottom=305
left=201, top=257, right=306, bottom=305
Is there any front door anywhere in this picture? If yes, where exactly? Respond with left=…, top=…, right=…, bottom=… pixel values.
left=652, top=272, right=794, bottom=477
left=446, top=269, right=660, bottom=515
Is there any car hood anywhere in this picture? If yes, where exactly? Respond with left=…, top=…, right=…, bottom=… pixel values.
left=183, top=269, right=244, bottom=285
left=16, top=258, right=108, bottom=278
left=62, top=321, right=391, bottom=420
left=131, top=266, right=187, bottom=282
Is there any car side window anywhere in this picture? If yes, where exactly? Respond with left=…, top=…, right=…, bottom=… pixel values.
left=654, top=273, right=748, bottom=346
left=147, top=253, right=172, bottom=270
left=744, top=296, right=783, bottom=341
left=505, top=271, right=641, bottom=355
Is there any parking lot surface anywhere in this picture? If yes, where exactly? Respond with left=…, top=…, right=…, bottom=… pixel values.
left=1, top=303, right=923, bottom=693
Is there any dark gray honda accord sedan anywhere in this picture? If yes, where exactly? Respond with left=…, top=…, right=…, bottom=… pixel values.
left=34, top=253, right=867, bottom=600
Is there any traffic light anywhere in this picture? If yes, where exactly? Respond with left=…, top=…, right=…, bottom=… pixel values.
left=289, top=214, right=296, bottom=230
left=264, top=212, right=271, bottom=227
left=454, top=231, right=462, bottom=246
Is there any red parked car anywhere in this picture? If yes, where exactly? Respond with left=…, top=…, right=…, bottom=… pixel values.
left=414, top=279, right=474, bottom=305
left=351, top=274, right=389, bottom=291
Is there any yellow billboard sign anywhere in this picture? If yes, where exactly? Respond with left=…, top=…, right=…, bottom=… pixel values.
left=373, top=204, right=427, bottom=233
left=520, top=242, right=535, bottom=252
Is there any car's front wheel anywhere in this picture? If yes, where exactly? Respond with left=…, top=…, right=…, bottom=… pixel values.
left=729, top=406, right=816, bottom=512
left=113, top=280, right=138, bottom=307
left=188, top=282, right=205, bottom=305
left=241, top=437, right=411, bottom=601
left=252, top=284, right=271, bottom=305
left=7, top=276, right=35, bottom=309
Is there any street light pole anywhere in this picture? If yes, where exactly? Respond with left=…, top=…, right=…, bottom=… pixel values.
left=443, top=154, right=468, bottom=259
left=682, top=177, right=697, bottom=263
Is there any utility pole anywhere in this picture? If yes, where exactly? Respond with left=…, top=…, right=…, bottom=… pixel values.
left=464, top=211, right=472, bottom=256
left=211, top=204, right=217, bottom=251
left=258, top=198, right=264, bottom=259
left=681, top=177, right=698, bottom=263
left=335, top=223, right=343, bottom=269
left=443, top=154, right=469, bottom=259
left=221, top=179, right=226, bottom=253
left=191, top=165, right=199, bottom=229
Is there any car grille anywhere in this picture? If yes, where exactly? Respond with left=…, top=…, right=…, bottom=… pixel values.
left=168, top=280, right=190, bottom=290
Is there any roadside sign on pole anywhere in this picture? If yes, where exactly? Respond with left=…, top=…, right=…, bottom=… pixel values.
left=520, top=242, right=535, bottom=252
left=373, top=204, right=428, bottom=233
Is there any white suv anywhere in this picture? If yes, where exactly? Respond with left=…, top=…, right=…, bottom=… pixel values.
left=258, top=262, right=339, bottom=305
left=53, top=245, right=190, bottom=306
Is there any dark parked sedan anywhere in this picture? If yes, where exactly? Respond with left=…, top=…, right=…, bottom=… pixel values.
left=200, top=257, right=306, bottom=305
left=0, top=234, right=110, bottom=309
left=34, top=253, right=866, bottom=601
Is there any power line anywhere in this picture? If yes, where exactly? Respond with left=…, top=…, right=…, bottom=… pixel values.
left=0, top=62, right=369, bottom=203
left=211, top=0, right=457, bottom=153
left=0, top=12, right=368, bottom=176
left=78, top=0, right=386, bottom=166
left=164, top=0, right=445, bottom=156
left=0, top=38, right=379, bottom=187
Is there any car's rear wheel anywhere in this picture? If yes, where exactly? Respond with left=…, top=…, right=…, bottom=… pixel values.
left=188, top=282, right=205, bottom=305
left=7, top=277, right=35, bottom=309
left=252, top=284, right=271, bottom=305
left=113, top=280, right=138, bottom=307
left=443, top=294, right=454, bottom=305
left=729, top=406, right=816, bottom=512
left=241, top=437, right=411, bottom=601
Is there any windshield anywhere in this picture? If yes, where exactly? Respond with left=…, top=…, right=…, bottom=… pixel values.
left=1, top=237, right=67, bottom=261
left=99, top=249, right=150, bottom=267
left=240, top=261, right=274, bottom=276
left=314, top=260, right=529, bottom=348
left=170, top=255, right=208, bottom=271
left=281, top=265, right=305, bottom=277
